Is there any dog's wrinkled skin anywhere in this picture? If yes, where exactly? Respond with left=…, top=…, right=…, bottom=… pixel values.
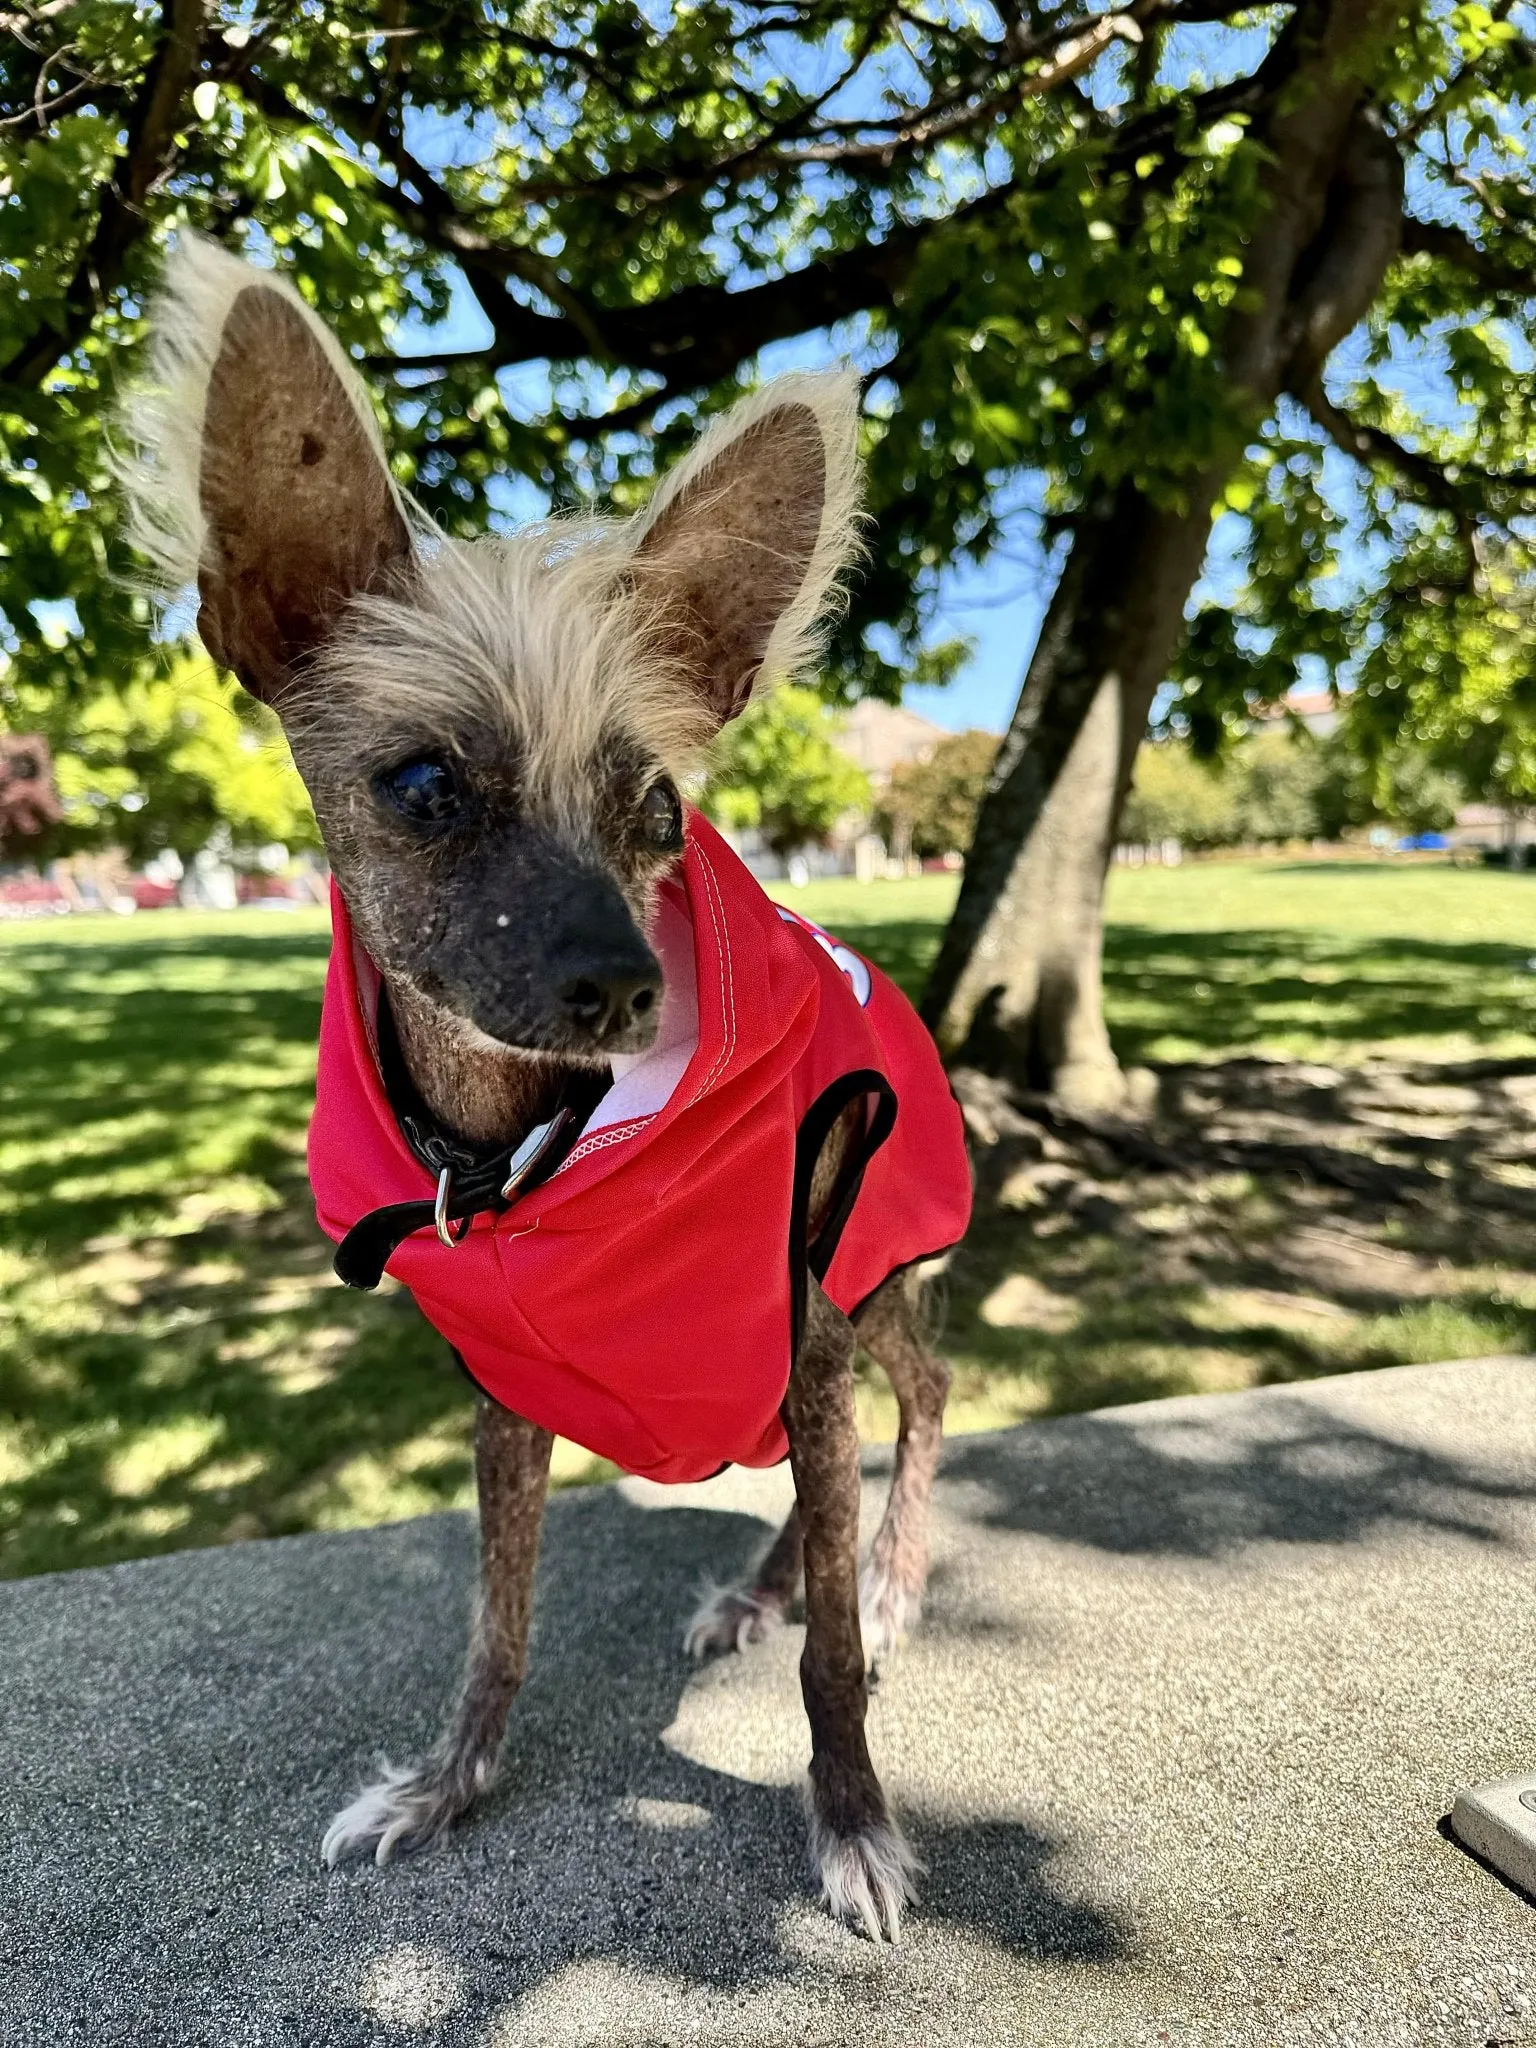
left=123, top=238, right=954, bottom=1942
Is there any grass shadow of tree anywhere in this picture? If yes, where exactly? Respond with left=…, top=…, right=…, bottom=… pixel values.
left=1103, top=925, right=1536, bottom=1062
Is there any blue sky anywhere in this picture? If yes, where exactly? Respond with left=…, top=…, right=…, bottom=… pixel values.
left=40, top=10, right=1491, bottom=738
left=382, top=8, right=1495, bottom=741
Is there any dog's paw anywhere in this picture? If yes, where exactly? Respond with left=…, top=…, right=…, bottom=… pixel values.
left=684, top=1583, right=786, bottom=1660
left=321, top=1760, right=471, bottom=1868
left=808, top=1809, right=920, bottom=1943
left=858, top=1560, right=922, bottom=1668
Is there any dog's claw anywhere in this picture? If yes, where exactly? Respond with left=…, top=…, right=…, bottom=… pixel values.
left=322, top=1761, right=468, bottom=1868
left=684, top=1584, right=786, bottom=1659
left=808, top=1811, right=920, bottom=1942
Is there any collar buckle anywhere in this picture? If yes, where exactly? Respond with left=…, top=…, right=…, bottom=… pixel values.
left=501, top=1110, right=571, bottom=1199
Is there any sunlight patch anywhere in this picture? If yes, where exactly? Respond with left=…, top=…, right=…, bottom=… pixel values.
left=354, top=1944, right=465, bottom=2029
left=190, top=1451, right=267, bottom=1493
left=979, top=1273, right=1080, bottom=1333
left=106, top=1416, right=223, bottom=1498
left=614, top=1795, right=711, bottom=1831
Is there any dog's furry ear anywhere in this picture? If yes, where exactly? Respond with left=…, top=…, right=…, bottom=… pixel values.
left=120, top=236, right=412, bottom=704
left=629, top=373, right=862, bottom=728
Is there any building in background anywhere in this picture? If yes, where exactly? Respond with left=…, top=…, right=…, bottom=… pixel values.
left=717, top=698, right=953, bottom=883
left=837, top=700, right=949, bottom=786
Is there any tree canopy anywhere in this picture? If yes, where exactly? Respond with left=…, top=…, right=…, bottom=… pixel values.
left=5, top=5, right=1532, bottom=708
left=4, top=2, right=1536, bottom=1092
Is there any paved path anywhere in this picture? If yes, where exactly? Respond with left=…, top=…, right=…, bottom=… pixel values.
left=7, top=1358, right=1536, bottom=2046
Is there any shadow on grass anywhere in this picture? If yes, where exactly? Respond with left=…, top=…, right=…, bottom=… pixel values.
left=0, top=923, right=488, bottom=1578
left=767, top=902, right=1536, bottom=1058
left=1103, top=926, right=1536, bottom=1061
left=5, top=904, right=1535, bottom=1581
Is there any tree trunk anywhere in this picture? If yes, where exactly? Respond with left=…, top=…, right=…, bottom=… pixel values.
left=922, top=0, right=1406, bottom=1106
left=922, top=484, right=1217, bottom=1107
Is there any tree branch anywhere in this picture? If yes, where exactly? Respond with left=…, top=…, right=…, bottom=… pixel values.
left=1301, top=377, right=1536, bottom=607
left=367, top=184, right=1004, bottom=390
left=1400, top=214, right=1536, bottom=296
left=776, top=8, right=1144, bottom=170
left=501, top=0, right=1273, bottom=207
left=0, top=0, right=206, bottom=388
left=1301, top=379, right=1470, bottom=511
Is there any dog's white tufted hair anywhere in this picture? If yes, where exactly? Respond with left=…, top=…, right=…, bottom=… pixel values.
left=116, top=234, right=401, bottom=602
left=118, top=235, right=865, bottom=810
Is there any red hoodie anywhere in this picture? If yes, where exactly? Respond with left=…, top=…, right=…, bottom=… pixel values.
left=308, top=813, right=972, bottom=1484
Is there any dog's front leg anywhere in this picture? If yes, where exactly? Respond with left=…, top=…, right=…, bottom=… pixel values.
left=323, top=1395, right=553, bottom=1867
left=786, top=1280, right=918, bottom=1941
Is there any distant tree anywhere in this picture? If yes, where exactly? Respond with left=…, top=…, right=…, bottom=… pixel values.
left=700, top=687, right=869, bottom=859
left=1123, top=727, right=1380, bottom=846
left=1232, top=729, right=1328, bottom=844
left=1273, top=725, right=1461, bottom=837
left=1120, top=739, right=1241, bottom=848
left=1348, top=743, right=1462, bottom=835
left=879, top=730, right=1000, bottom=859
left=24, top=660, right=318, bottom=867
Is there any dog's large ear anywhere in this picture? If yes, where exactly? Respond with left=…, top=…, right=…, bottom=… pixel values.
left=121, top=237, right=412, bottom=705
left=629, top=372, right=862, bottom=729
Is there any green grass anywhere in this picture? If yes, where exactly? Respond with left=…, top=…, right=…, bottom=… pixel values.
left=777, top=857, right=1536, bottom=1062
left=3, top=858, right=1533, bottom=1577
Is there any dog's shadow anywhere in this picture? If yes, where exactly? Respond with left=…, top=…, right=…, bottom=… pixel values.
left=301, top=1488, right=1124, bottom=2022
left=0, top=1482, right=1124, bottom=2039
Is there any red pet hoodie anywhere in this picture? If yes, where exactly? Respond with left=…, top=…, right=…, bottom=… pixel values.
left=308, top=813, right=972, bottom=1484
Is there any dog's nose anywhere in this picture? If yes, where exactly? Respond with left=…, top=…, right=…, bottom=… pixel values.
left=557, top=955, right=662, bottom=1046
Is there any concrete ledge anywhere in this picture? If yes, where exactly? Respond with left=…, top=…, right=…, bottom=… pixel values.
left=6, top=1358, right=1536, bottom=2045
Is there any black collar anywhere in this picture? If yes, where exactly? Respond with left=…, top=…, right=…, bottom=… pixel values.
left=333, top=990, right=610, bottom=1291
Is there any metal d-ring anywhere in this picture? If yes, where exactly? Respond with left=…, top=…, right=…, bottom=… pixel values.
left=434, top=1166, right=463, bottom=1249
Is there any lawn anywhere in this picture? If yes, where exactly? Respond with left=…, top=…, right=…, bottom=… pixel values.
left=795, top=858, right=1536, bottom=1063
left=3, top=857, right=1534, bottom=1578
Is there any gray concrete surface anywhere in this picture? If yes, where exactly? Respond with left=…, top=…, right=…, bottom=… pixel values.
left=7, top=1358, right=1536, bottom=2046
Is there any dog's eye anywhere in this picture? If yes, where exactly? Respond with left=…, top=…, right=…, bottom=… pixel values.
left=375, top=756, right=461, bottom=825
left=639, top=779, right=683, bottom=853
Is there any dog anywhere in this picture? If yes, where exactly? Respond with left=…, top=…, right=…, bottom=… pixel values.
left=121, top=238, right=972, bottom=1942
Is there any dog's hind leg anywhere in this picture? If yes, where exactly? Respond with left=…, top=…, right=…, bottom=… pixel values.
left=788, top=1278, right=916, bottom=1941
left=684, top=1501, right=802, bottom=1657
left=853, top=1269, right=950, bottom=1666
left=322, top=1396, right=552, bottom=1867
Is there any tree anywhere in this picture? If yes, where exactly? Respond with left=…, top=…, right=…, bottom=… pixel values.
left=699, top=686, right=869, bottom=858
left=920, top=10, right=1536, bottom=1102
left=1120, top=738, right=1241, bottom=849
left=9, top=657, right=317, bottom=867
left=878, top=729, right=999, bottom=859
left=1231, top=729, right=1328, bottom=845
left=3, top=4, right=1535, bottom=1101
